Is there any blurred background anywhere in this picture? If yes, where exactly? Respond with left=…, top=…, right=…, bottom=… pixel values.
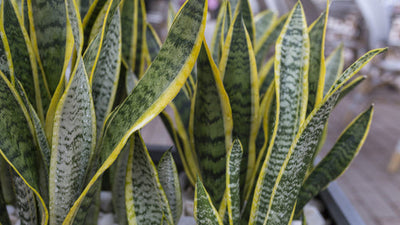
left=141, top=1, right=400, bottom=224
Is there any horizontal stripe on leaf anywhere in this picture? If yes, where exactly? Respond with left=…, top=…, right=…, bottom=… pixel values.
left=227, top=139, right=243, bottom=225
left=295, top=106, right=373, bottom=215
left=64, top=0, right=207, bottom=221
left=249, top=3, right=309, bottom=225
left=12, top=174, right=38, bottom=225
left=194, top=178, right=223, bottom=225
left=192, top=42, right=232, bottom=206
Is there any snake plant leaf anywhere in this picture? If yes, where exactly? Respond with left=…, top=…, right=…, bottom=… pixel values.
left=337, top=76, right=366, bottom=103
left=0, top=157, right=15, bottom=205
left=65, top=0, right=207, bottom=220
left=306, top=9, right=328, bottom=115
left=226, top=139, right=243, bottom=225
left=1, top=0, right=41, bottom=113
left=157, top=150, right=183, bottom=224
left=82, top=0, right=108, bottom=49
left=258, top=57, right=274, bottom=98
left=220, top=13, right=259, bottom=192
left=125, top=132, right=173, bottom=225
left=254, top=14, right=287, bottom=70
left=28, top=0, right=67, bottom=94
left=323, top=44, right=344, bottom=96
left=295, top=106, right=373, bottom=215
left=191, top=42, right=232, bottom=206
left=249, top=3, right=309, bottom=224
left=0, top=36, right=10, bottom=79
left=229, top=0, right=239, bottom=19
left=211, top=0, right=231, bottom=65
left=167, top=2, right=176, bottom=29
left=0, top=183, right=11, bottom=225
left=254, top=10, right=276, bottom=43
left=49, top=57, right=96, bottom=224
left=329, top=48, right=387, bottom=93
left=79, top=0, right=91, bottom=19
left=0, top=71, right=48, bottom=223
left=145, top=23, right=162, bottom=62
left=112, top=144, right=130, bottom=225
left=13, top=174, right=38, bottom=225
left=84, top=6, right=122, bottom=136
left=194, top=178, right=224, bottom=225
left=237, top=0, right=255, bottom=44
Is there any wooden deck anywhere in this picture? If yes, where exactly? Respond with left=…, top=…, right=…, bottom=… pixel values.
left=323, top=82, right=400, bottom=225
left=141, top=78, right=400, bottom=225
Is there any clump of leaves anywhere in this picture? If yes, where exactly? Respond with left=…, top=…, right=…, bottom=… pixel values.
left=161, top=0, right=385, bottom=224
left=0, top=0, right=207, bottom=224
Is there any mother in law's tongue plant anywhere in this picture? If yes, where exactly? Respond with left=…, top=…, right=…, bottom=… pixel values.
left=160, top=0, right=386, bottom=224
left=0, top=0, right=207, bottom=224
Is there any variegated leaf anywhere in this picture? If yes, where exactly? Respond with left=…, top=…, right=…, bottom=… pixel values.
left=1, top=0, right=41, bottom=115
left=295, top=106, right=373, bottom=215
left=194, top=178, right=223, bottom=225
left=220, top=13, right=259, bottom=192
left=249, top=3, right=309, bottom=224
left=0, top=157, right=15, bottom=204
left=211, top=0, right=230, bottom=65
left=191, top=42, right=232, bottom=206
left=254, top=10, right=276, bottom=43
left=49, top=58, right=96, bottom=224
left=0, top=35, right=10, bottom=79
left=337, top=76, right=366, bottom=104
left=237, top=0, right=255, bottom=43
left=79, top=0, right=91, bottom=19
left=28, top=0, right=67, bottom=94
left=112, top=144, right=130, bottom=225
left=64, top=0, right=207, bottom=221
left=125, top=132, right=173, bottom=225
left=12, top=173, right=38, bottom=225
left=323, top=44, right=344, bottom=96
left=145, top=23, right=161, bottom=62
left=226, top=139, right=243, bottom=225
left=82, top=0, right=108, bottom=49
left=254, top=14, right=287, bottom=70
left=307, top=10, right=328, bottom=115
left=157, top=150, right=183, bottom=224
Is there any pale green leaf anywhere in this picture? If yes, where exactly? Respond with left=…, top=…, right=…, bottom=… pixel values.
left=226, top=139, right=243, bottom=225
left=112, top=144, right=130, bottom=225
left=12, top=174, right=38, bottom=225
left=323, top=44, right=344, bottom=96
left=194, top=178, right=223, bottom=225
left=254, top=10, right=276, bottom=43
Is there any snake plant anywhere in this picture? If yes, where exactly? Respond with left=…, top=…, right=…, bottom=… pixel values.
left=158, top=0, right=385, bottom=224
left=0, top=0, right=207, bottom=224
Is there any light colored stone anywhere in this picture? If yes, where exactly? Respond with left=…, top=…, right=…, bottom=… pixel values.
left=184, top=200, right=194, bottom=217
left=178, top=216, right=196, bottom=225
left=100, top=191, right=113, bottom=212
left=6, top=205, right=15, bottom=215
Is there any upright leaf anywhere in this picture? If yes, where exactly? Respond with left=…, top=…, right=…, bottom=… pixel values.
left=28, top=0, right=67, bottom=94
left=49, top=58, right=96, bottom=224
left=249, top=3, right=309, bottom=224
left=157, top=150, right=183, bottom=224
left=194, top=178, right=223, bottom=225
left=191, top=42, right=232, bottom=206
left=211, top=0, right=230, bottom=64
left=220, top=13, right=259, bottom=192
left=323, top=44, right=344, bottom=96
left=125, top=133, right=173, bottom=225
left=238, top=0, right=255, bottom=44
left=64, top=0, right=207, bottom=221
left=226, top=139, right=243, bottom=225
left=12, top=174, right=38, bottom=225
left=295, top=106, right=373, bottom=213
left=254, top=10, right=276, bottom=43
left=306, top=9, right=328, bottom=115
left=145, top=23, right=161, bottom=62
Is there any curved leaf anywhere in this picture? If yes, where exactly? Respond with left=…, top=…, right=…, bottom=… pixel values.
left=249, top=3, right=309, bottom=224
left=49, top=58, right=96, bottom=224
left=254, top=10, right=276, bottom=43
left=220, top=13, right=259, bottom=192
left=157, top=150, right=183, bottom=224
left=295, top=106, right=373, bottom=215
left=191, top=42, right=232, bottom=206
left=323, top=44, right=344, bottom=96
left=145, top=23, right=161, bottom=62
left=12, top=173, right=38, bottom=225
left=226, top=139, right=243, bottom=225
left=194, top=178, right=223, bottom=225
left=64, top=0, right=207, bottom=221
left=125, top=132, right=173, bottom=225
left=211, top=0, right=230, bottom=65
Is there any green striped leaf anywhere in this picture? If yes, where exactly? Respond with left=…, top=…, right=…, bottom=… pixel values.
left=329, top=48, right=387, bottom=93
left=79, top=0, right=92, bottom=19
left=157, top=150, right=183, bottom=224
left=0, top=71, right=47, bottom=223
left=0, top=35, right=10, bottom=79
left=64, top=0, right=207, bottom=220
left=0, top=157, right=15, bottom=204
left=1, top=0, right=41, bottom=115
left=226, top=139, right=243, bottom=225
left=211, top=0, right=228, bottom=65
left=323, top=44, right=344, bottom=96
left=111, top=144, right=130, bottom=225
left=0, top=182, right=11, bottom=225
left=28, top=0, right=67, bottom=94
left=254, top=14, right=287, bottom=70
left=83, top=6, right=122, bottom=136
left=145, top=23, right=161, bottom=62
left=220, top=13, right=259, bottom=192
left=306, top=9, right=328, bottom=115
left=229, top=0, right=239, bottom=19
left=249, top=3, right=309, bottom=224
left=12, top=174, right=38, bottom=225
left=295, top=106, right=373, bottom=215
left=125, top=132, right=173, bottom=225
left=254, top=10, right=276, bottom=43
left=191, top=42, right=232, bottom=206
left=49, top=58, right=96, bottom=224
left=237, top=0, right=255, bottom=44
left=167, top=2, right=176, bottom=29
left=82, top=0, right=108, bottom=49
left=194, top=178, right=223, bottom=225
left=337, top=76, right=366, bottom=103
